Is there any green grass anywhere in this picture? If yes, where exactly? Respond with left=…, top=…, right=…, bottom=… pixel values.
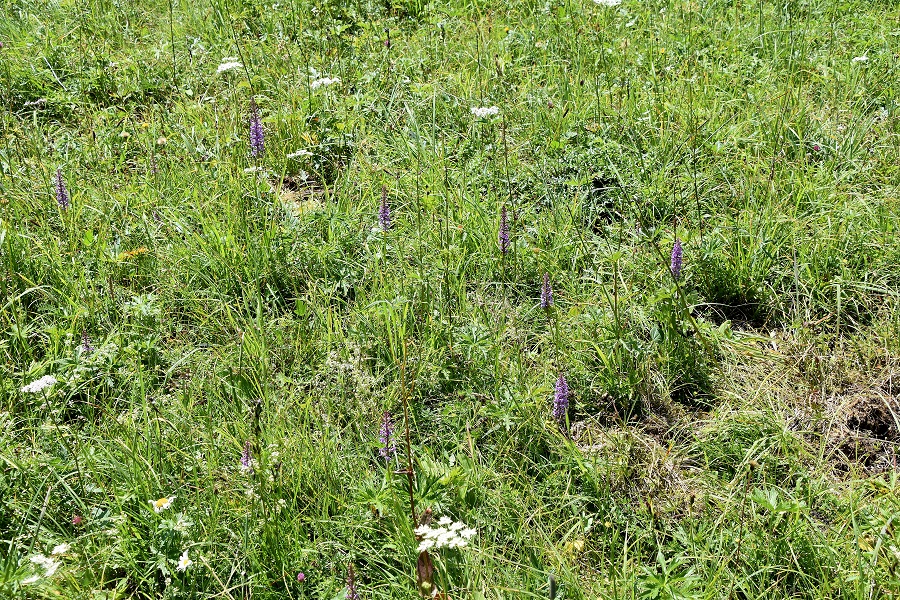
left=1, top=0, right=899, bottom=597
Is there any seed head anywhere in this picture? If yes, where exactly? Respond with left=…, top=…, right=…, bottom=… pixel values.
left=249, top=100, right=264, bottom=158
left=55, top=168, right=70, bottom=210
left=499, top=205, right=510, bottom=254
left=540, top=273, right=553, bottom=309
left=670, top=239, right=683, bottom=279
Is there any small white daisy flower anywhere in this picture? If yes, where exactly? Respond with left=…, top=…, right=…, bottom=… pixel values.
left=149, top=496, right=176, bottom=513
left=176, top=550, right=193, bottom=572
left=21, top=375, right=58, bottom=394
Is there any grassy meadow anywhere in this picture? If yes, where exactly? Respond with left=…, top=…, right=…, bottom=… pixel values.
left=1, top=0, right=900, bottom=597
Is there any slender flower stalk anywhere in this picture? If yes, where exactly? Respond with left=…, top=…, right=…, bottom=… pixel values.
left=55, top=168, right=70, bottom=210
left=346, top=563, right=359, bottom=600
left=379, top=185, right=391, bottom=231
left=552, top=373, right=569, bottom=425
left=240, top=440, right=253, bottom=473
left=81, top=330, right=94, bottom=355
left=498, top=205, right=510, bottom=254
left=540, top=273, right=553, bottom=309
left=670, top=239, right=683, bottom=279
left=249, top=100, right=264, bottom=158
left=378, top=411, right=396, bottom=461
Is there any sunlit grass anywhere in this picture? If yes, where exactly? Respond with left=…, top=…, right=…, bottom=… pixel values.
left=1, top=0, right=899, bottom=597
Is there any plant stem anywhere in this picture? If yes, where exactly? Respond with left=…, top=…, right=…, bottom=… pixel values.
left=401, top=342, right=417, bottom=525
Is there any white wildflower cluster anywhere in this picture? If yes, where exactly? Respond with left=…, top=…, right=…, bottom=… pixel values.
left=470, top=106, right=499, bottom=119
left=51, top=544, right=70, bottom=555
left=217, top=57, right=243, bottom=74
left=20, top=375, right=58, bottom=394
left=321, top=344, right=375, bottom=398
left=594, top=0, right=622, bottom=6
left=415, top=517, right=476, bottom=552
left=852, top=55, right=868, bottom=63
left=287, top=149, right=313, bottom=159
left=243, top=166, right=270, bottom=175
left=310, top=76, right=340, bottom=90
left=23, top=553, right=61, bottom=584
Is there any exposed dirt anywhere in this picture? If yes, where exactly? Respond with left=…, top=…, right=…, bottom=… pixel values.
left=829, top=381, right=899, bottom=472
left=271, top=172, right=326, bottom=215
left=725, top=331, right=900, bottom=475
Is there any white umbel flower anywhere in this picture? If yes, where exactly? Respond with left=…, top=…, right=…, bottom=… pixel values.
left=51, top=543, right=70, bottom=555
left=21, top=375, right=57, bottom=394
left=30, top=554, right=61, bottom=577
left=217, top=61, right=243, bottom=74
left=243, top=166, right=269, bottom=174
left=176, top=550, right=193, bottom=572
left=415, top=518, right=477, bottom=552
left=418, top=538, right=435, bottom=551
left=470, top=106, right=499, bottom=119
left=310, top=77, right=340, bottom=90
